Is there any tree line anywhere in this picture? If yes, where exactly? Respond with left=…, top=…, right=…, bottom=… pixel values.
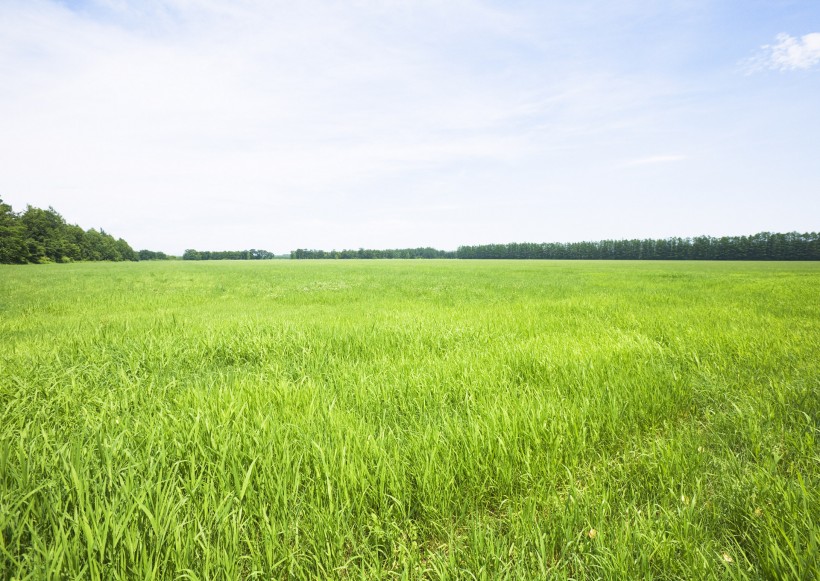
left=456, top=233, right=819, bottom=260
left=291, top=247, right=456, bottom=259
left=0, top=198, right=164, bottom=264
left=182, top=249, right=276, bottom=260
left=292, top=232, right=820, bottom=261
left=4, top=197, right=817, bottom=264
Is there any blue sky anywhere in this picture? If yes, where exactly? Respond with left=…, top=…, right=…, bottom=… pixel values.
left=1, top=0, right=818, bottom=254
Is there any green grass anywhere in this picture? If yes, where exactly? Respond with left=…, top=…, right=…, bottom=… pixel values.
left=1, top=260, right=818, bottom=580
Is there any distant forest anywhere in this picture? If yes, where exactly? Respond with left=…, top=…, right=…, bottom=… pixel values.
left=0, top=198, right=168, bottom=264
left=293, top=232, right=820, bottom=261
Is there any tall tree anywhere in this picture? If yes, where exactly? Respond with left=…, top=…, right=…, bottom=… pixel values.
left=0, top=197, right=27, bottom=263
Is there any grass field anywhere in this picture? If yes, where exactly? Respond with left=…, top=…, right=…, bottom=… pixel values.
left=1, top=260, right=818, bottom=579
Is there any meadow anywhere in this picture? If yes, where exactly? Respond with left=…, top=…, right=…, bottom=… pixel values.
left=0, top=260, right=817, bottom=580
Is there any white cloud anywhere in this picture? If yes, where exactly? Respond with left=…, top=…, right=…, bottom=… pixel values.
left=748, top=32, right=820, bottom=72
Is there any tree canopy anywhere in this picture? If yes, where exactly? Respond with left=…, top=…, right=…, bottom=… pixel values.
left=0, top=198, right=162, bottom=264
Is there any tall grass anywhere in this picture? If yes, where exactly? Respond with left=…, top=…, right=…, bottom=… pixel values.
left=1, top=260, right=817, bottom=579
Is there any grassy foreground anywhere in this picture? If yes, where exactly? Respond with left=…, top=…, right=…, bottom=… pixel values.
left=0, top=260, right=817, bottom=580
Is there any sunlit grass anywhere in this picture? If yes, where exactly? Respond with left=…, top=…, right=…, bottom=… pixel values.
left=1, top=260, right=818, bottom=579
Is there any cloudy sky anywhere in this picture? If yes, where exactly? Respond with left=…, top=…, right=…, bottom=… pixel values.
left=1, top=0, right=818, bottom=254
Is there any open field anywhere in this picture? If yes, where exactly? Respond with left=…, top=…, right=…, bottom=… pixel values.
left=1, top=260, right=818, bottom=579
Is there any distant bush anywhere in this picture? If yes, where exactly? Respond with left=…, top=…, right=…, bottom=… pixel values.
left=291, top=247, right=456, bottom=259
left=138, top=249, right=169, bottom=261
left=182, top=249, right=275, bottom=260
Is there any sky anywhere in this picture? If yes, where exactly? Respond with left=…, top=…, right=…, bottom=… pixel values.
left=1, top=0, right=818, bottom=254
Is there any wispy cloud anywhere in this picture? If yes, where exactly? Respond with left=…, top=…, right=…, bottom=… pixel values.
left=746, top=32, right=820, bottom=72
left=1, top=1, right=818, bottom=251
left=619, top=154, right=687, bottom=168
